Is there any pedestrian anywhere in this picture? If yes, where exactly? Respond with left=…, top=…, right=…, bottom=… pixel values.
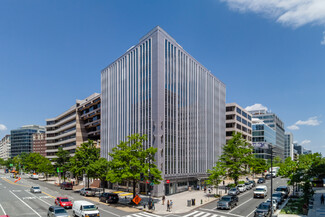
left=170, top=200, right=173, bottom=211
left=204, top=186, right=206, bottom=193
left=321, top=194, right=324, bottom=205
left=167, top=200, right=170, bottom=211
left=162, top=195, right=165, bottom=205
left=223, top=180, right=225, bottom=186
left=208, top=187, right=211, bottom=194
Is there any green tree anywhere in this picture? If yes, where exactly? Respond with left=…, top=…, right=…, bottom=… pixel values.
left=55, top=147, right=71, bottom=182
left=39, top=157, right=55, bottom=180
left=0, top=158, right=4, bottom=166
left=107, top=134, right=162, bottom=199
left=207, top=161, right=226, bottom=193
left=25, top=153, right=44, bottom=173
left=4, top=158, right=13, bottom=169
left=88, top=158, right=110, bottom=192
left=252, top=157, right=268, bottom=175
left=219, top=133, right=254, bottom=185
left=70, top=140, right=100, bottom=187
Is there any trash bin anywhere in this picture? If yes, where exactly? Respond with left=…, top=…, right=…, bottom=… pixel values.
left=192, top=199, right=195, bottom=206
left=187, top=200, right=192, bottom=207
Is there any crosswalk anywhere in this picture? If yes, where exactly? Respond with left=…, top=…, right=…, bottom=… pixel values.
left=124, top=211, right=227, bottom=217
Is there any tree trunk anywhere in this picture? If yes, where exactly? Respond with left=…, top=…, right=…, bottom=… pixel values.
left=133, top=179, right=136, bottom=199
left=87, top=175, right=90, bottom=188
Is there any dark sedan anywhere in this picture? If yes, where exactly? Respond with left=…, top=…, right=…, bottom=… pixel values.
left=99, top=193, right=119, bottom=203
left=257, top=178, right=265, bottom=183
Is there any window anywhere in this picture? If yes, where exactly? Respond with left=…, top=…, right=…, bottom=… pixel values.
left=236, top=107, right=242, bottom=114
left=242, top=119, right=247, bottom=125
left=236, top=116, right=241, bottom=122
left=242, top=112, right=247, bottom=118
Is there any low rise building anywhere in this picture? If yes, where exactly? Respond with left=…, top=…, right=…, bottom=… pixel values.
left=0, top=135, right=11, bottom=160
left=32, top=133, right=46, bottom=157
left=226, top=103, right=252, bottom=143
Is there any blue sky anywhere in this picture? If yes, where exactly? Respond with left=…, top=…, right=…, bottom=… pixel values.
left=0, top=0, right=324, bottom=154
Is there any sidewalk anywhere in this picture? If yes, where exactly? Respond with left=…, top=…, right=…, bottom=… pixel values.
left=308, top=188, right=325, bottom=217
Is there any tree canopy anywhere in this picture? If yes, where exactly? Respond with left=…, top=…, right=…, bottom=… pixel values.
left=107, top=134, right=162, bottom=199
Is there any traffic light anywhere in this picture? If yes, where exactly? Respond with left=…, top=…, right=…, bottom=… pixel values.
left=140, top=173, right=144, bottom=181
left=150, top=174, right=154, bottom=182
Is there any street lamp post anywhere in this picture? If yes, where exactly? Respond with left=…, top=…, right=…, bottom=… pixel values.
left=270, top=144, right=273, bottom=216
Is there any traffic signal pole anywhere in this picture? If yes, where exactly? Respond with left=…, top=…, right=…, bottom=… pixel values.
left=271, top=145, right=273, bottom=216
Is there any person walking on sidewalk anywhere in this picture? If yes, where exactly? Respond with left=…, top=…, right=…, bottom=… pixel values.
left=167, top=200, right=170, bottom=211
left=170, top=200, right=173, bottom=211
left=321, top=194, right=324, bottom=204
left=162, top=195, right=165, bottom=205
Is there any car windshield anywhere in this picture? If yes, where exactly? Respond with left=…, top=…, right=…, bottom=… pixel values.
left=60, top=199, right=69, bottom=202
left=85, top=188, right=92, bottom=191
left=256, top=188, right=264, bottom=191
left=258, top=178, right=263, bottom=180
left=257, top=204, right=269, bottom=209
left=230, top=188, right=237, bottom=191
left=273, top=193, right=282, bottom=197
left=238, top=184, right=244, bottom=187
left=33, top=187, right=40, bottom=189
left=55, top=208, right=67, bottom=214
left=83, top=205, right=96, bottom=210
left=221, top=197, right=231, bottom=201
left=276, top=188, right=285, bottom=191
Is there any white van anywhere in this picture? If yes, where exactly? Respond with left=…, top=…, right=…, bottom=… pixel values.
left=253, top=185, right=268, bottom=198
left=72, top=200, right=100, bottom=217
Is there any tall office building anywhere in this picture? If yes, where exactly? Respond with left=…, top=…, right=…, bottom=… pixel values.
left=46, top=93, right=100, bottom=160
left=0, top=135, right=11, bottom=160
left=101, top=26, right=226, bottom=196
left=284, top=132, right=294, bottom=160
left=226, top=103, right=252, bottom=143
left=248, top=109, right=285, bottom=160
left=252, top=118, right=276, bottom=159
left=11, top=125, right=45, bottom=157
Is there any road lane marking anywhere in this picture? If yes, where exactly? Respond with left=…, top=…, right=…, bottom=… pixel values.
left=25, top=190, right=52, bottom=206
left=9, top=190, right=42, bottom=217
left=183, top=211, right=199, bottom=217
left=0, top=203, right=6, bottom=215
left=41, top=191, right=56, bottom=199
left=1, top=178, right=28, bottom=187
left=12, top=190, right=22, bottom=192
left=98, top=207, right=120, bottom=216
left=199, top=208, right=245, bottom=217
left=23, top=197, right=37, bottom=200
left=228, top=198, right=253, bottom=213
left=246, top=208, right=256, bottom=217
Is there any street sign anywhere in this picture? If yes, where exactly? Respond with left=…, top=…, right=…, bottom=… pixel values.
left=9, top=164, right=13, bottom=167
left=132, top=195, right=141, bottom=205
left=57, top=167, right=63, bottom=173
left=166, top=180, right=170, bottom=184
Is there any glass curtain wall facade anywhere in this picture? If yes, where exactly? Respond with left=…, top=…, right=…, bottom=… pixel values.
left=11, top=125, right=45, bottom=157
left=252, top=123, right=276, bottom=159
left=284, top=132, right=294, bottom=160
left=101, top=26, right=226, bottom=196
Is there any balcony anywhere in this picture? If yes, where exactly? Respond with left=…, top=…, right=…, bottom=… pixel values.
left=46, top=122, right=76, bottom=134
left=45, top=138, right=76, bottom=147
left=46, top=114, right=76, bottom=128
left=46, top=130, right=76, bottom=141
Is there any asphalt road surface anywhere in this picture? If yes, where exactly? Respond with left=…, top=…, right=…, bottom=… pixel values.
left=0, top=172, right=289, bottom=217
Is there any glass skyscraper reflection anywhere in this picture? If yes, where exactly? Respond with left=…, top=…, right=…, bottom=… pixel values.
left=101, top=26, right=226, bottom=196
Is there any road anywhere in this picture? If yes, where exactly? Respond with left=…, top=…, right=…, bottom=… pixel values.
left=0, top=172, right=288, bottom=217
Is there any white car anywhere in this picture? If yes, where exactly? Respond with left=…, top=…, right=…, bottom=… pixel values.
left=30, top=186, right=41, bottom=193
left=30, top=174, right=39, bottom=180
left=72, top=200, right=100, bottom=217
left=237, top=184, right=246, bottom=193
left=266, top=198, right=278, bottom=210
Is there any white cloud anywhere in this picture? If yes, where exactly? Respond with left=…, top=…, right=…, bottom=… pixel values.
left=0, top=124, right=7, bottom=131
left=301, top=140, right=311, bottom=145
left=220, top=0, right=325, bottom=27
left=287, top=125, right=300, bottom=130
left=287, top=116, right=321, bottom=130
left=220, top=0, right=325, bottom=43
left=321, top=31, right=325, bottom=45
left=245, top=103, right=268, bottom=111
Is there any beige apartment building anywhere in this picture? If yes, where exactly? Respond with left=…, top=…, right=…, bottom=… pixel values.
left=45, top=93, right=100, bottom=159
left=226, top=103, right=252, bottom=143
left=0, top=135, right=11, bottom=160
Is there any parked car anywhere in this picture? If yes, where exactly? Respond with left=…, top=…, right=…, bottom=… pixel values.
left=55, top=197, right=72, bottom=209
left=275, top=186, right=290, bottom=198
left=30, top=186, right=41, bottom=193
left=60, top=182, right=73, bottom=190
left=271, top=193, right=282, bottom=206
left=72, top=200, right=100, bottom=217
left=249, top=180, right=256, bottom=187
left=99, top=193, right=119, bottom=203
left=237, top=184, right=247, bottom=193
left=79, top=188, right=95, bottom=197
left=257, top=178, right=265, bottom=184
left=228, top=187, right=240, bottom=196
left=265, top=174, right=271, bottom=180
left=47, top=206, right=70, bottom=217
left=245, top=182, right=253, bottom=190
left=217, top=195, right=238, bottom=210
left=272, top=192, right=285, bottom=203
left=254, top=185, right=267, bottom=198
left=265, top=198, right=278, bottom=211
left=254, top=202, right=271, bottom=217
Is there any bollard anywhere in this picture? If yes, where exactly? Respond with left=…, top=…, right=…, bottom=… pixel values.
left=201, top=199, right=203, bottom=204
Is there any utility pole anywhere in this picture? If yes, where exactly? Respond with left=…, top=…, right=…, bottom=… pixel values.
left=270, top=144, right=273, bottom=216
left=148, top=154, right=152, bottom=209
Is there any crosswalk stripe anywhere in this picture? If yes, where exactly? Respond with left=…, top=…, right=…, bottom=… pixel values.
left=139, top=212, right=161, bottom=217
left=200, top=213, right=212, bottom=217
left=132, top=214, right=146, bottom=217
left=183, top=211, right=199, bottom=217
left=194, top=212, right=207, bottom=217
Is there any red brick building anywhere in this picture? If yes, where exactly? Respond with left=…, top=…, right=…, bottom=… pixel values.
left=33, top=133, right=46, bottom=157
